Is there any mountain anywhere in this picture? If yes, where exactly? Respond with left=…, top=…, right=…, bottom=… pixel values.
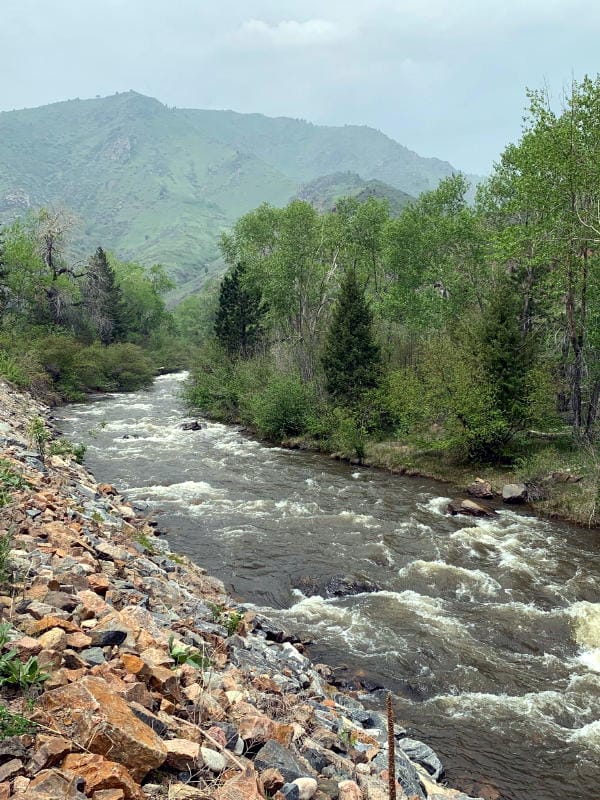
left=0, top=91, right=474, bottom=294
left=296, top=172, right=414, bottom=215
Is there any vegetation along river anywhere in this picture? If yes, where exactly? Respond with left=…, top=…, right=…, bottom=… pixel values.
left=55, top=372, right=600, bottom=800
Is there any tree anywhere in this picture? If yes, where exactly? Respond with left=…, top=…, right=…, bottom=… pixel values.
left=322, top=267, right=381, bottom=405
left=82, top=247, right=126, bottom=344
left=214, top=262, right=265, bottom=358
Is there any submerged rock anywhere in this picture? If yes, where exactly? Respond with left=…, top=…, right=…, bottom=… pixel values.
left=447, top=499, right=494, bottom=517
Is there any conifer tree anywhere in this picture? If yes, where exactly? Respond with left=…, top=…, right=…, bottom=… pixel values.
left=83, top=247, right=127, bottom=344
left=214, top=261, right=264, bottom=358
left=322, top=267, right=381, bottom=404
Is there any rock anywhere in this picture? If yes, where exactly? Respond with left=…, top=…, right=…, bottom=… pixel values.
left=397, top=736, right=443, bottom=780
left=291, top=778, right=318, bottom=800
left=180, top=421, right=203, bottom=431
left=254, top=740, right=305, bottom=783
left=39, top=676, right=167, bottom=780
left=89, top=622, right=129, bottom=648
left=61, top=754, right=143, bottom=800
left=466, top=478, right=494, bottom=499
left=323, top=575, right=380, bottom=598
left=93, top=790, right=125, bottom=800
left=337, top=781, right=362, bottom=800
left=238, top=714, right=293, bottom=746
left=550, top=471, right=583, bottom=484
left=26, top=768, right=87, bottom=799
left=501, top=483, right=528, bottom=503
left=13, top=776, right=30, bottom=793
left=447, top=499, right=494, bottom=517
left=37, top=628, right=67, bottom=651
left=27, top=736, right=72, bottom=773
left=164, top=739, right=201, bottom=770
left=214, top=766, right=264, bottom=800
left=281, top=784, right=300, bottom=800
left=199, top=746, right=227, bottom=773
left=79, top=647, right=106, bottom=665
left=0, top=757, right=23, bottom=781
left=168, top=785, right=207, bottom=800
left=260, top=768, right=285, bottom=793
left=0, top=736, right=29, bottom=763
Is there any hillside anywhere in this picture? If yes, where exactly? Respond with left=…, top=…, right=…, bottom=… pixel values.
left=296, top=171, right=414, bottom=215
left=0, top=92, right=472, bottom=292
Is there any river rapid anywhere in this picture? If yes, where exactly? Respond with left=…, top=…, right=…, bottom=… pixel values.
left=54, top=372, right=600, bottom=800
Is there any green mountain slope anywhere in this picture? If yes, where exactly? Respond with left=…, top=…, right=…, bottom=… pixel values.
left=296, top=172, right=414, bottom=215
left=0, top=92, right=474, bottom=293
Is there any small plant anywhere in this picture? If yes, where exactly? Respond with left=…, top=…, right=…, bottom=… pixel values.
left=0, top=459, right=30, bottom=508
left=135, top=532, right=158, bottom=555
left=0, top=534, right=12, bottom=586
left=0, top=704, right=36, bottom=739
left=48, top=438, right=86, bottom=463
left=339, top=727, right=359, bottom=748
left=0, top=651, right=49, bottom=689
left=0, top=623, right=14, bottom=648
left=206, top=603, right=243, bottom=636
left=27, top=417, right=49, bottom=461
left=168, top=636, right=211, bottom=669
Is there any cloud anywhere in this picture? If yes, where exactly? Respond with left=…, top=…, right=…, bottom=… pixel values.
left=231, top=18, right=347, bottom=48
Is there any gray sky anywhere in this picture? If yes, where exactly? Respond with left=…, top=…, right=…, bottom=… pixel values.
left=2, top=0, right=599, bottom=174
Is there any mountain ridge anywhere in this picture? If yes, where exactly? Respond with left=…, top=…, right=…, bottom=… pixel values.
left=0, top=91, right=477, bottom=294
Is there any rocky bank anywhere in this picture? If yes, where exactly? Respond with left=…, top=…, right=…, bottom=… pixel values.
left=0, top=380, right=483, bottom=800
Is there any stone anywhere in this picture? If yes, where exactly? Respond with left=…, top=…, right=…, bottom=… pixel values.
left=7, top=636, right=42, bottom=657
left=397, top=736, right=443, bottom=780
left=200, top=746, right=227, bottom=773
left=337, top=781, right=361, bottom=800
left=168, top=785, right=208, bottom=800
left=291, top=778, right=318, bottom=800
left=281, top=785, right=300, bottom=800
left=28, top=735, right=72, bottom=772
left=238, top=713, right=293, bottom=746
left=121, top=654, right=145, bottom=675
left=39, top=676, right=167, bottom=780
left=0, top=757, right=23, bottom=781
left=466, top=478, right=493, bottom=499
left=323, top=575, right=380, bottom=598
left=139, top=647, right=174, bottom=669
left=26, top=615, right=80, bottom=635
left=447, top=499, right=494, bottom=517
left=43, top=591, right=78, bottom=612
left=38, top=627, right=67, bottom=651
left=214, top=766, right=264, bottom=800
left=79, top=647, right=106, bottom=666
left=88, top=622, right=129, bottom=648
left=66, top=632, right=93, bottom=649
left=88, top=573, right=111, bottom=594
left=164, top=739, right=201, bottom=770
left=13, top=776, right=30, bottom=793
left=260, top=768, right=285, bottom=793
left=27, top=768, right=87, bottom=799
left=180, top=421, right=203, bottom=431
left=501, top=483, right=528, bottom=503
left=254, top=740, right=304, bottom=783
left=93, top=791, right=125, bottom=800
left=62, top=753, right=143, bottom=800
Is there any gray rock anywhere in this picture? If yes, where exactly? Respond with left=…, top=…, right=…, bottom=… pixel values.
left=502, top=483, right=528, bottom=503
left=79, top=647, right=106, bottom=666
left=397, top=736, right=443, bottom=780
left=254, top=740, right=305, bottom=783
left=323, top=574, right=380, bottom=598
left=280, top=784, right=300, bottom=800
left=89, top=622, right=129, bottom=647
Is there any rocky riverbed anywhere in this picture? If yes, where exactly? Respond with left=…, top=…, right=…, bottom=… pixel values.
left=0, top=379, right=483, bottom=800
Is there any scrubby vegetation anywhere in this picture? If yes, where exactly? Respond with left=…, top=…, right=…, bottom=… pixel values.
left=187, top=78, right=600, bottom=524
left=0, top=209, right=191, bottom=400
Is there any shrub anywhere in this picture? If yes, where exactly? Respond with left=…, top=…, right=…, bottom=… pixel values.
left=247, top=373, right=312, bottom=440
left=0, top=704, right=36, bottom=739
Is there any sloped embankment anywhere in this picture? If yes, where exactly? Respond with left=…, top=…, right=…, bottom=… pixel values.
left=0, top=380, right=481, bottom=800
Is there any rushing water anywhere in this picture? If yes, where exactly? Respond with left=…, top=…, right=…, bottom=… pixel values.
left=55, top=372, right=600, bottom=800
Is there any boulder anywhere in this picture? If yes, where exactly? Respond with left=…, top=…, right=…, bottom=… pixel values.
left=447, top=499, right=494, bottom=517
left=254, top=740, right=305, bottom=783
left=180, top=421, right=203, bottom=431
left=39, top=676, right=167, bottom=780
left=501, top=483, right=528, bottom=504
left=164, top=739, right=201, bottom=771
left=323, top=575, right=380, bottom=598
left=214, top=766, right=264, bottom=800
left=466, top=478, right=493, bottom=499
left=396, top=736, right=443, bottom=780
left=61, top=754, right=143, bottom=800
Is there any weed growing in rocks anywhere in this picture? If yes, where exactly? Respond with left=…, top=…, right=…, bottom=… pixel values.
left=0, top=533, right=13, bottom=586
left=48, top=438, right=86, bottom=463
left=0, top=703, right=36, bottom=739
left=168, top=635, right=211, bottom=669
left=207, top=602, right=243, bottom=636
left=27, top=416, right=49, bottom=461
left=0, top=458, right=30, bottom=507
left=0, top=651, right=49, bottom=690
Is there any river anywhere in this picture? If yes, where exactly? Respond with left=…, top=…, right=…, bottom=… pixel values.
left=54, top=372, right=600, bottom=800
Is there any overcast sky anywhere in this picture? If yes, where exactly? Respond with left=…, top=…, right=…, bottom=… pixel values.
left=2, top=0, right=599, bottom=174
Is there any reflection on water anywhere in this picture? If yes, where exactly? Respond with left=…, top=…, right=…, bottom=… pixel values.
left=55, top=372, right=600, bottom=800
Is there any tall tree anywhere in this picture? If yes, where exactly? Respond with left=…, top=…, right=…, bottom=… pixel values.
left=82, top=247, right=127, bottom=344
left=214, top=261, right=265, bottom=358
left=322, top=267, right=381, bottom=404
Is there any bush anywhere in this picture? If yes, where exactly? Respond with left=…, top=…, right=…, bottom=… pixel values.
left=247, top=373, right=313, bottom=440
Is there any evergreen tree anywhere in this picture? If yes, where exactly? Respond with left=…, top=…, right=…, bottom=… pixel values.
left=322, top=267, right=381, bottom=404
left=214, top=262, right=264, bottom=358
left=83, top=248, right=127, bottom=344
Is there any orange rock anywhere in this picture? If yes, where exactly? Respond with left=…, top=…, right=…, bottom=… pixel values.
left=164, top=739, right=201, bottom=770
left=93, top=790, right=125, bottom=800
left=214, top=767, right=263, bottom=800
left=62, top=753, right=143, bottom=800
left=26, top=616, right=80, bottom=635
left=259, top=768, right=285, bottom=793
left=120, top=654, right=144, bottom=675
left=66, top=632, right=93, bottom=650
left=338, top=781, right=362, bottom=800
left=88, top=573, right=110, bottom=594
left=39, top=676, right=167, bottom=780
left=76, top=589, right=110, bottom=619
left=8, top=635, right=42, bottom=657
left=29, top=735, right=72, bottom=772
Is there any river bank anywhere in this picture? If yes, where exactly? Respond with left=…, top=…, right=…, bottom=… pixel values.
left=0, top=377, right=485, bottom=800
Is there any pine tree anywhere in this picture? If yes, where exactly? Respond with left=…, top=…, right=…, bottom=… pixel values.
left=83, top=248, right=127, bottom=344
left=214, top=262, right=264, bottom=358
left=322, top=267, right=381, bottom=404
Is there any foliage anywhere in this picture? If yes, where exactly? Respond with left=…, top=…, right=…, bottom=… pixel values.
left=0, top=704, right=36, bottom=739
left=214, top=261, right=266, bottom=358
left=48, top=438, right=86, bottom=463
left=0, top=651, right=49, bottom=689
left=167, top=636, right=211, bottom=669
left=0, top=459, right=30, bottom=508
left=27, top=417, right=49, bottom=460
left=0, top=535, right=11, bottom=586
left=322, top=267, right=381, bottom=405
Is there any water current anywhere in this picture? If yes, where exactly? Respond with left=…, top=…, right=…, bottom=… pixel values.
left=54, top=372, right=600, bottom=800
